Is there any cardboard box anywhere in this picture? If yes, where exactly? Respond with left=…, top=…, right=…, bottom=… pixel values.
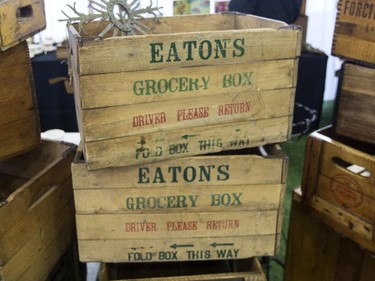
left=99, top=258, right=266, bottom=281
left=302, top=126, right=375, bottom=253
left=333, top=62, right=375, bottom=145
left=72, top=144, right=287, bottom=262
left=0, top=0, right=46, bottom=50
left=68, top=13, right=301, bottom=170
left=285, top=188, right=375, bottom=281
left=332, top=0, right=375, bottom=64
left=0, top=141, right=77, bottom=281
left=0, top=41, right=40, bottom=161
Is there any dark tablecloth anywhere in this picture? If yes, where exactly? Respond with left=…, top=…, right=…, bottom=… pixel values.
left=32, top=51, right=78, bottom=132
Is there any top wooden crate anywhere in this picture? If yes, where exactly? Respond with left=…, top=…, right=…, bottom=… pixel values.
left=69, top=14, right=302, bottom=170
left=0, top=0, right=46, bottom=51
left=332, top=0, right=375, bottom=65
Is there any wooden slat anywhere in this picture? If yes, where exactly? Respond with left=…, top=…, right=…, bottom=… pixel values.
left=84, top=116, right=291, bottom=170
left=76, top=210, right=278, bottom=240
left=74, top=184, right=283, bottom=214
left=70, top=14, right=300, bottom=75
left=72, top=145, right=286, bottom=189
left=78, top=235, right=277, bottom=263
left=78, top=59, right=297, bottom=109
left=334, top=62, right=375, bottom=145
left=285, top=188, right=375, bottom=281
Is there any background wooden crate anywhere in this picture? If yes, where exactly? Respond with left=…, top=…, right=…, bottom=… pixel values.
left=285, top=188, right=375, bottom=281
left=0, top=41, right=40, bottom=161
left=333, top=62, right=375, bottom=145
left=68, top=13, right=301, bottom=170
left=99, top=258, right=266, bottom=281
left=72, top=144, right=287, bottom=262
left=332, top=0, right=375, bottom=64
left=0, top=141, right=77, bottom=281
left=0, top=0, right=46, bottom=50
left=301, top=126, right=375, bottom=253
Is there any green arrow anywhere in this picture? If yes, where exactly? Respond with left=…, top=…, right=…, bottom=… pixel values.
left=129, top=247, right=145, bottom=250
left=170, top=243, right=194, bottom=249
left=181, top=134, right=198, bottom=140
left=210, top=242, right=234, bottom=248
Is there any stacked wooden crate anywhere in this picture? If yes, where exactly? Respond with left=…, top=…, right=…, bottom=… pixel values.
left=68, top=13, right=301, bottom=280
left=0, top=0, right=46, bottom=160
left=285, top=1, right=375, bottom=279
left=285, top=189, right=375, bottom=281
left=0, top=1, right=80, bottom=280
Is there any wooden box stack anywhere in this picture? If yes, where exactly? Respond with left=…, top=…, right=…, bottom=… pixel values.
left=68, top=12, right=301, bottom=279
left=0, top=141, right=77, bottom=281
left=0, top=1, right=82, bottom=280
left=304, top=0, right=375, bottom=251
left=285, top=2, right=375, bottom=276
left=0, top=0, right=47, bottom=161
left=332, top=0, right=375, bottom=144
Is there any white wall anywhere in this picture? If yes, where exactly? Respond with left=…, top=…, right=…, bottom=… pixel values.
left=305, top=0, right=341, bottom=100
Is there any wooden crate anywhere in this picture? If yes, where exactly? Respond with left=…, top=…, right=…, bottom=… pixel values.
left=333, top=62, right=375, bottom=145
left=0, top=0, right=46, bottom=50
left=99, top=258, right=266, bottom=281
left=285, top=188, right=375, bottom=281
left=0, top=140, right=77, bottom=281
left=68, top=13, right=301, bottom=170
left=72, top=144, right=287, bottom=262
left=332, top=0, right=375, bottom=64
left=0, top=40, right=40, bottom=161
left=301, top=126, right=375, bottom=253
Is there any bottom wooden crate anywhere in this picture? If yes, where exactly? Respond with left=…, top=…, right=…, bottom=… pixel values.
left=0, top=140, right=77, bottom=281
left=285, top=188, right=375, bottom=281
left=46, top=242, right=86, bottom=281
left=0, top=41, right=41, bottom=161
left=99, top=257, right=266, bottom=281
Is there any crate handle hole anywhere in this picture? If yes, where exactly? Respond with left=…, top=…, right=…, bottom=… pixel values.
left=16, top=5, right=33, bottom=20
left=332, top=157, right=371, bottom=178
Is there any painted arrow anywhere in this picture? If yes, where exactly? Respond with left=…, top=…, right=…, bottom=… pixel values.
left=209, top=242, right=235, bottom=248
left=129, top=247, right=145, bottom=250
left=181, top=134, right=198, bottom=140
left=170, top=243, right=194, bottom=249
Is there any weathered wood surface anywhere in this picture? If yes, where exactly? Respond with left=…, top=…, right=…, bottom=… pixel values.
left=332, top=0, right=375, bottom=64
left=69, top=14, right=301, bottom=169
left=0, top=41, right=40, bottom=160
left=72, top=145, right=287, bottom=262
left=285, top=188, right=375, bottom=281
left=0, top=141, right=77, bottom=281
left=0, top=0, right=46, bottom=50
left=301, top=127, right=375, bottom=253
left=334, top=62, right=375, bottom=145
